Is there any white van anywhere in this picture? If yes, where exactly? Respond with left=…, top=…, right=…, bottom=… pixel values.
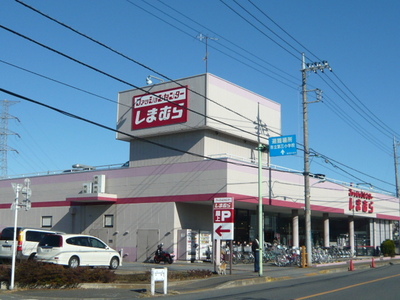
left=0, top=227, right=60, bottom=262
left=36, top=234, right=121, bottom=269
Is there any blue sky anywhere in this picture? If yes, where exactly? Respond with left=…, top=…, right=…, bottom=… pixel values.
left=1, top=0, right=400, bottom=195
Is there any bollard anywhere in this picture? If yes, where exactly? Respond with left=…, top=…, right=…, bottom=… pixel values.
left=301, top=246, right=307, bottom=268
left=371, top=257, right=376, bottom=268
left=348, top=259, right=355, bottom=271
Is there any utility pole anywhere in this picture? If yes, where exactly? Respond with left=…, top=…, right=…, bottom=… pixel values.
left=301, top=53, right=331, bottom=266
left=393, top=137, right=400, bottom=198
left=393, top=137, right=400, bottom=242
left=0, top=100, right=20, bottom=178
left=197, top=33, right=218, bottom=73
left=254, top=103, right=268, bottom=276
left=10, top=178, right=32, bottom=290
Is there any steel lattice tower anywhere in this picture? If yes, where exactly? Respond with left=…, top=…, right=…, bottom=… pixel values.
left=0, top=99, right=20, bottom=178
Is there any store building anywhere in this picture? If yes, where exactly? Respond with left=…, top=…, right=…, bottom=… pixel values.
left=0, top=74, right=399, bottom=262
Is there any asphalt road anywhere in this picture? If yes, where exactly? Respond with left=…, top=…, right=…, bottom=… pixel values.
left=0, top=259, right=398, bottom=299
left=159, top=263, right=400, bottom=300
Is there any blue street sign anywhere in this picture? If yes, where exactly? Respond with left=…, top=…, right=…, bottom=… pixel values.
left=269, top=135, right=297, bottom=157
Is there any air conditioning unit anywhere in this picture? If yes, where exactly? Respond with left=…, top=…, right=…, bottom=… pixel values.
left=93, top=174, right=106, bottom=193
left=82, top=182, right=93, bottom=194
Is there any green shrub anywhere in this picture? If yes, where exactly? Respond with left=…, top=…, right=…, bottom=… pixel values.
left=381, top=239, right=396, bottom=257
left=1, top=261, right=213, bottom=289
left=2, top=260, right=116, bottom=289
left=0, top=265, right=10, bottom=282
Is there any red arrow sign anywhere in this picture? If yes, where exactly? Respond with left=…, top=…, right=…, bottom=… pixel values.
left=215, top=225, right=231, bottom=237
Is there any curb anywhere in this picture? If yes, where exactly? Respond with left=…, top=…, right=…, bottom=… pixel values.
left=213, top=259, right=400, bottom=290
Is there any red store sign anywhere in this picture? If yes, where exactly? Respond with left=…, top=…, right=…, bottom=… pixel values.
left=348, top=189, right=374, bottom=213
left=132, top=86, right=189, bottom=130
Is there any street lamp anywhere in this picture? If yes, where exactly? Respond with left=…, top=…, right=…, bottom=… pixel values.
left=146, top=75, right=165, bottom=85
left=301, top=53, right=332, bottom=266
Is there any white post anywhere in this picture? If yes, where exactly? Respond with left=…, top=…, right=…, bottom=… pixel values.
left=349, top=216, right=355, bottom=256
left=292, top=210, right=299, bottom=248
left=214, top=239, right=221, bottom=269
left=10, top=184, right=21, bottom=290
left=323, top=213, right=330, bottom=248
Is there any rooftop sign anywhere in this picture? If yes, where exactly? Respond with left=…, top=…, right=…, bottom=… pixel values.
left=132, top=86, right=188, bottom=130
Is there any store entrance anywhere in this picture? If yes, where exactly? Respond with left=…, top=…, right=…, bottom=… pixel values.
left=234, top=209, right=372, bottom=252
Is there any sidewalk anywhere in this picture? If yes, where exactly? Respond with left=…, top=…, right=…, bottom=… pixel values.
left=1, top=256, right=399, bottom=299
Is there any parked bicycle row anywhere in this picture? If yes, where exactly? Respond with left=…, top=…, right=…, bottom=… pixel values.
left=221, top=244, right=355, bottom=267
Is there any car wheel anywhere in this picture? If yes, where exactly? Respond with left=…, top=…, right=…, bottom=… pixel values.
left=68, top=256, right=80, bottom=268
left=109, top=257, right=119, bottom=270
left=28, top=253, right=36, bottom=260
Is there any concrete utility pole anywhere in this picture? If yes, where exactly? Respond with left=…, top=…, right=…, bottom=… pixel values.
left=393, top=137, right=400, bottom=198
left=393, top=137, right=400, bottom=241
left=301, top=53, right=331, bottom=266
left=254, top=103, right=268, bottom=276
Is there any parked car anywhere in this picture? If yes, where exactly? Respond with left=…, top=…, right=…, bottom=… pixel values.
left=36, top=234, right=121, bottom=269
left=0, top=227, right=61, bottom=263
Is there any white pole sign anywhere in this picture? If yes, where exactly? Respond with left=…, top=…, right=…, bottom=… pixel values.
left=213, top=197, right=234, bottom=240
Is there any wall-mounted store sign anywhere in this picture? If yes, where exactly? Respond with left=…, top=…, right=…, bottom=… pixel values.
left=132, top=86, right=188, bottom=130
left=348, top=189, right=374, bottom=213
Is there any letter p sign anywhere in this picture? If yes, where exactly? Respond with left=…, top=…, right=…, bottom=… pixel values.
left=214, top=209, right=234, bottom=223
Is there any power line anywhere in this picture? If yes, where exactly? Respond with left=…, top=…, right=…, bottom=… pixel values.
left=0, top=87, right=265, bottom=171
left=125, top=0, right=299, bottom=88
left=14, top=0, right=282, bottom=137
left=0, top=24, right=277, bottom=144
left=145, top=0, right=396, bottom=155
left=216, top=1, right=398, bottom=152
left=0, top=59, right=117, bottom=105
left=219, top=0, right=300, bottom=61
left=232, top=0, right=302, bottom=57
left=310, top=148, right=395, bottom=191
left=151, top=0, right=299, bottom=85
left=247, top=0, right=322, bottom=62
left=10, top=0, right=397, bottom=190
left=331, top=71, right=400, bottom=139
left=7, top=85, right=390, bottom=194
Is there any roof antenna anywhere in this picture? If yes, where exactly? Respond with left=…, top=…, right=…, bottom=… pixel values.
left=197, top=33, right=218, bottom=73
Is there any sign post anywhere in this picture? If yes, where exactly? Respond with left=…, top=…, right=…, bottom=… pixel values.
left=151, top=267, right=168, bottom=295
left=213, top=197, right=234, bottom=274
left=269, top=135, right=297, bottom=157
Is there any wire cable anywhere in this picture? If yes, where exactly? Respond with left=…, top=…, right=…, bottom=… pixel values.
left=0, top=24, right=277, bottom=143
left=0, top=87, right=269, bottom=171
left=219, top=0, right=300, bottom=61
left=10, top=0, right=397, bottom=193
left=15, top=0, right=282, bottom=132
